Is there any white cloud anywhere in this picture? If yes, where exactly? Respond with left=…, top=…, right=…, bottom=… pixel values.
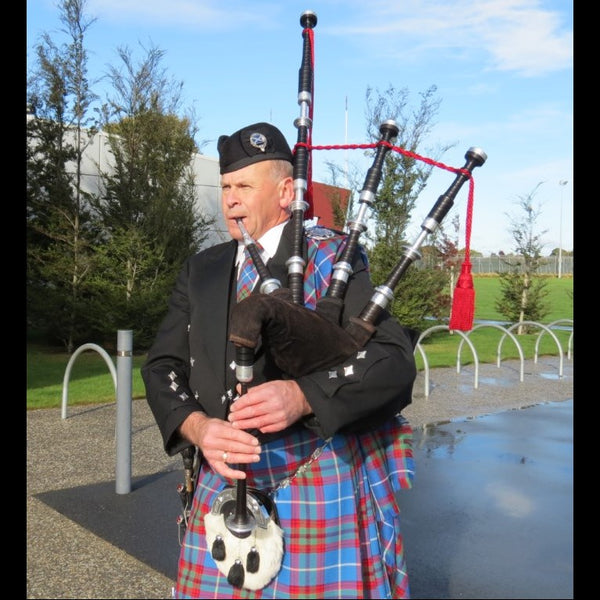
left=474, top=2, right=573, bottom=76
left=328, top=0, right=573, bottom=77
left=87, top=0, right=280, bottom=30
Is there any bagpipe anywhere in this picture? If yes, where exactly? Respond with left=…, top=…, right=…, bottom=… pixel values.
left=178, top=9, right=487, bottom=590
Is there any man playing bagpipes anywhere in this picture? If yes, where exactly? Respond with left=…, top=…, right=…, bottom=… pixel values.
left=142, top=120, right=418, bottom=598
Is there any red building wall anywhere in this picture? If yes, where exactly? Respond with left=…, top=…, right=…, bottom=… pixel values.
left=309, top=181, right=350, bottom=230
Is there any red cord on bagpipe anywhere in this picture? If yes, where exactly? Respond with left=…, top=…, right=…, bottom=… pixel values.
left=305, top=25, right=315, bottom=220
left=294, top=140, right=480, bottom=330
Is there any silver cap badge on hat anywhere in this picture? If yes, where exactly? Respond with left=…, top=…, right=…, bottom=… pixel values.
left=249, top=132, right=268, bottom=152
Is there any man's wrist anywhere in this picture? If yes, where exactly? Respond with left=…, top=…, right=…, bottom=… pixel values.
left=179, top=410, right=208, bottom=443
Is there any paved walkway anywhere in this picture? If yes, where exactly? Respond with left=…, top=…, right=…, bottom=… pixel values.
left=26, top=357, right=573, bottom=599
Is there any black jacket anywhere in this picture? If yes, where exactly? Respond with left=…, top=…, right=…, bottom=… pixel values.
left=142, top=220, right=417, bottom=456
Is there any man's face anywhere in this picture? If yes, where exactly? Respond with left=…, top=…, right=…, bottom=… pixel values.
left=221, top=161, right=293, bottom=242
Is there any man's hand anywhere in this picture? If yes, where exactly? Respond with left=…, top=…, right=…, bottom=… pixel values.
left=179, top=411, right=261, bottom=479
left=227, top=379, right=312, bottom=434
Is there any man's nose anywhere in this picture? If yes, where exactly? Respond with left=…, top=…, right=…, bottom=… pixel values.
left=223, top=190, right=240, bottom=207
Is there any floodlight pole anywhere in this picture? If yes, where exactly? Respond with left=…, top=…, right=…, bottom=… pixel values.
left=558, top=180, right=568, bottom=279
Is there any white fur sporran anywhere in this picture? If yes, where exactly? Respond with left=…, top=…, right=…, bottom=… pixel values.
left=204, top=486, right=284, bottom=590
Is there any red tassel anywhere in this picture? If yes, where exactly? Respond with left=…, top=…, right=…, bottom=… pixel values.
left=448, top=169, right=477, bottom=331
left=449, top=261, right=475, bottom=331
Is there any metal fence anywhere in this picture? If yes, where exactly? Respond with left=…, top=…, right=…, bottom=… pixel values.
left=418, top=255, right=573, bottom=276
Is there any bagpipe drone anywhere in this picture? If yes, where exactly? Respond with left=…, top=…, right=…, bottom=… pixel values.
left=177, top=9, right=486, bottom=590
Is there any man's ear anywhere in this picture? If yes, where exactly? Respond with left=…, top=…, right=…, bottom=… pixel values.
left=279, top=176, right=295, bottom=209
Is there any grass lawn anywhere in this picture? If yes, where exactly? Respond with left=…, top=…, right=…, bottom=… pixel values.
left=472, top=275, right=573, bottom=322
left=27, top=275, right=573, bottom=410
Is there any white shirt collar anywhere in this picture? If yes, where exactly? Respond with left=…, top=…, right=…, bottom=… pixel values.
left=236, top=220, right=288, bottom=269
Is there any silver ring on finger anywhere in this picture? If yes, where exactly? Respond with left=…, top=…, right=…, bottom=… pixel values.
left=222, top=451, right=228, bottom=462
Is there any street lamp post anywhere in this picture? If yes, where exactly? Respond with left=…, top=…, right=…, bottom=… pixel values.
left=558, top=180, right=568, bottom=278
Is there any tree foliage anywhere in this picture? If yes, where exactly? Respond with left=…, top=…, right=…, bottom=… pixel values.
left=26, top=0, right=100, bottom=353
left=26, top=3, right=214, bottom=351
left=495, top=183, right=550, bottom=333
left=368, top=243, right=450, bottom=331
left=90, top=43, right=214, bottom=347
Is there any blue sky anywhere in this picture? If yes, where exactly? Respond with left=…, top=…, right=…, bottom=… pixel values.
left=27, top=0, right=573, bottom=256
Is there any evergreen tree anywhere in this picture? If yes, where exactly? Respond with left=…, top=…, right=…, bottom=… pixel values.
left=495, top=183, right=550, bottom=333
left=26, top=0, right=100, bottom=352
left=92, top=43, right=214, bottom=348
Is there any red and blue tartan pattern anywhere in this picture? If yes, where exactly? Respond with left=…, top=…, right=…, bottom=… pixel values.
left=237, top=248, right=259, bottom=302
left=238, top=235, right=345, bottom=305
left=175, top=418, right=414, bottom=599
left=302, top=234, right=349, bottom=309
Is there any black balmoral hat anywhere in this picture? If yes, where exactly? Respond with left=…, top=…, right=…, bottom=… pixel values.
left=217, top=122, right=294, bottom=174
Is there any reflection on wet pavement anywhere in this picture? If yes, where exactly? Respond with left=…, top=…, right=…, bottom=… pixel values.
left=477, top=376, right=516, bottom=387
left=400, top=399, right=573, bottom=599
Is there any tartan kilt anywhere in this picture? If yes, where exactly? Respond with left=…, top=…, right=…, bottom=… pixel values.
left=175, top=415, right=414, bottom=599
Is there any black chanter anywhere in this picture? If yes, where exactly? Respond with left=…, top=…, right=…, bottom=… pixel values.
left=203, top=325, right=284, bottom=590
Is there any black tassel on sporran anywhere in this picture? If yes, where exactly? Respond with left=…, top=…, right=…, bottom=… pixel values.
left=227, top=559, right=245, bottom=588
left=211, top=535, right=226, bottom=561
left=246, top=546, right=260, bottom=573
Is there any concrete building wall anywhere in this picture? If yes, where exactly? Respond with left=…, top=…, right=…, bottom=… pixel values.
left=62, top=129, right=229, bottom=249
